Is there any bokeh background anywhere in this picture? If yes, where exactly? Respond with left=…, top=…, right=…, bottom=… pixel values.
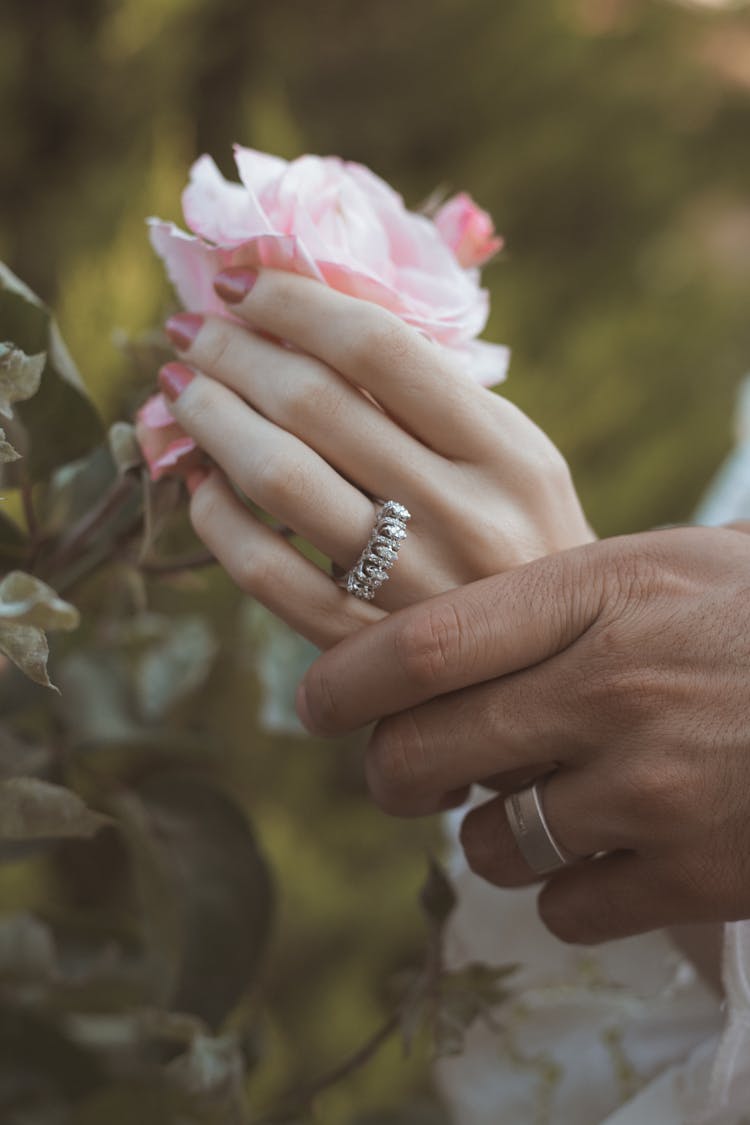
left=2, top=0, right=750, bottom=1122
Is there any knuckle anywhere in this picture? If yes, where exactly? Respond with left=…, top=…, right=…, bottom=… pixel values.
left=345, top=307, right=415, bottom=374
left=229, top=548, right=269, bottom=596
left=177, top=377, right=214, bottom=429
left=201, top=322, right=236, bottom=373
left=303, top=663, right=345, bottom=735
left=262, top=271, right=302, bottom=321
left=189, top=479, right=220, bottom=538
left=582, top=658, right=670, bottom=730
left=393, top=602, right=468, bottom=692
left=365, top=713, right=428, bottom=810
left=617, top=754, right=692, bottom=824
left=283, top=368, right=349, bottom=430
left=254, top=456, right=310, bottom=514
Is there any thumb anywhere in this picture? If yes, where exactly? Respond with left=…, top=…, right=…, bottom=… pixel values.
left=299, top=539, right=608, bottom=736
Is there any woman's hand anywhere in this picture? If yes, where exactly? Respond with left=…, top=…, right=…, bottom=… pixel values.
left=151, top=265, right=592, bottom=647
left=295, top=524, right=750, bottom=942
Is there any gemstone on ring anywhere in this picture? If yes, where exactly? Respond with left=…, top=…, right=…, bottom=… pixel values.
left=335, top=499, right=411, bottom=601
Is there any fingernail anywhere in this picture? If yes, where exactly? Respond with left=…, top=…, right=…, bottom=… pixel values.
left=158, top=361, right=196, bottom=402
left=214, top=267, right=258, bottom=305
left=186, top=467, right=209, bottom=495
left=165, top=312, right=204, bottom=351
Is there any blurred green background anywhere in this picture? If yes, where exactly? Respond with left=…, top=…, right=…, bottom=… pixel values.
left=2, top=0, right=750, bottom=1122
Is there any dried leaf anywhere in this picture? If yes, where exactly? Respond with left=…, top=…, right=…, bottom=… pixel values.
left=108, top=421, right=144, bottom=475
left=0, top=341, right=45, bottom=419
left=0, top=572, right=80, bottom=688
left=432, top=963, right=518, bottom=1058
left=419, top=856, right=457, bottom=929
left=166, top=1031, right=246, bottom=1106
left=0, top=261, right=103, bottom=481
left=0, top=620, right=55, bottom=688
left=0, top=571, right=80, bottom=629
left=0, top=424, right=19, bottom=463
left=0, top=777, right=112, bottom=840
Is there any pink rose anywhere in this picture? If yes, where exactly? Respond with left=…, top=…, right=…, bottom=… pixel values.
left=434, top=192, right=504, bottom=269
left=136, top=392, right=197, bottom=481
left=148, top=147, right=508, bottom=387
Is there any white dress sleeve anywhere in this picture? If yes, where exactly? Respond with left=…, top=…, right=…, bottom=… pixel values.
left=435, top=830, right=727, bottom=1125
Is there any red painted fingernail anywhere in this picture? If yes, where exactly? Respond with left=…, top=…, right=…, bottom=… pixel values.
left=165, top=312, right=204, bottom=351
left=186, top=467, right=209, bottom=495
left=213, top=267, right=258, bottom=305
left=158, top=361, right=196, bottom=402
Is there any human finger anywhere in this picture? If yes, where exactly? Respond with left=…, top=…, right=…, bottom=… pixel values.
left=459, top=766, right=635, bottom=890
left=362, top=665, right=591, bottom=816
left=299, top=542, right=607, bottom=736
left=188, top=470, right=383, bottom=648
left=159, top=362, right=382, bottom=570
left=208, top=266, right=505, bottom=460
left=537, top=853, right=688, bottom=945
left=163, top=311, right=441, bottom=509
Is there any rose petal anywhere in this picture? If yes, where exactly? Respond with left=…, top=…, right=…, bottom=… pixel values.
left=148, top=220, right=230, bottom=316
left=183, top=154, right=275, bottom=244
left=137, top=392, right=175, bottom=431
left=150, top=436, right=199, bottom=481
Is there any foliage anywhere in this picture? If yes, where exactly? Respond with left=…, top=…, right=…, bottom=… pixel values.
left=1, top=1, right=749, bottom=1121
left=0, top=267, right=519, bottom=1121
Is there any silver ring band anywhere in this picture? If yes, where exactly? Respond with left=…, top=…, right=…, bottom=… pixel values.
left=504, top=778, right=576, bottom=876
left=336, top=500, right=411, bottom=601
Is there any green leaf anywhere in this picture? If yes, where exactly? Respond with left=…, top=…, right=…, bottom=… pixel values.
left=0, top=341, right=45, bottom=419
left=0, top=261, right=103, bottom=481
left=117, top=771, right=274, bottom=1029
left=133, top=615, right=218, bottom=722
left=0, top=777, right=112, bottom=840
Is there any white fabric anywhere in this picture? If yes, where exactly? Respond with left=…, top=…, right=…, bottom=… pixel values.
left=437, top=378, right=750, bottom=1124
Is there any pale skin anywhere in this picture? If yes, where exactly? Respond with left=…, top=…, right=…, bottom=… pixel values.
left=148, top=265, right=750, bottom=946
left=155, top=266, right=593, bottom=648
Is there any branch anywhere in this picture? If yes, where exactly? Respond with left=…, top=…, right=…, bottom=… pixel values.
left=139, top=548, right=216, bottom=575
left=254, top=1011, right=400, bottom=1123
left=42, top=474, right=137, bottom=577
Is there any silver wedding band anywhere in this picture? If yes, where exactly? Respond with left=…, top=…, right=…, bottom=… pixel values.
left=504, top=778, right=576, bottom=876
left=335, top=499, right=411, bottom=601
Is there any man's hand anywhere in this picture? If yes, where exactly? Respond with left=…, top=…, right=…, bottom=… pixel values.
left=297, top=526, right=750, bottom=944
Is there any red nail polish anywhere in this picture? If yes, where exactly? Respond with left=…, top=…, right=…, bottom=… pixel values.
left=214, top=267, right=258, bottom=305
left=186, top=467, right=209, bottom=495
left=165, top=312, right=204, bottom=351
left=158, top=361, right=196, bottom=402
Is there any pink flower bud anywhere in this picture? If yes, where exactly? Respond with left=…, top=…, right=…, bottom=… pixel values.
left=434, top=192, right=503, bottom=269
